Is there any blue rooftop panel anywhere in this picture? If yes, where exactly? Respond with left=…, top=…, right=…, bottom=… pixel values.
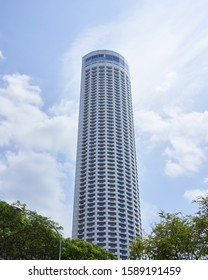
left=85, top=53, right=128, bottom=70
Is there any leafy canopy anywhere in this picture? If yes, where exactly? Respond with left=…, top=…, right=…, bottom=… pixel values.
left=130, top=195, right=208, bottom=260
left=0, top=201, right=117, bottom=260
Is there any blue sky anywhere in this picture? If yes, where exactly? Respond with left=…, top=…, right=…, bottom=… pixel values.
left=0, top=0, right=208, bottom=236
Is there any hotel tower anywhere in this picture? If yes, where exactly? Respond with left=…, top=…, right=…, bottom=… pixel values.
left=72, top=50, right=141, bottom=259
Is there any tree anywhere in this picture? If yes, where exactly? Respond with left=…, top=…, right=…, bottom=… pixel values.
left=0, top=201, right=62, bottom=259
left=0, top=200, right=117, bottom=260
left=130, top=195, right=208, bottom=260
left=191, top=196, right=208, bottom=259
left=62, top=238, right=117, bottom=260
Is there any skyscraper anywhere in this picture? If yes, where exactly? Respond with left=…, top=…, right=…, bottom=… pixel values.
left=72, top=50, right=141, bottom=259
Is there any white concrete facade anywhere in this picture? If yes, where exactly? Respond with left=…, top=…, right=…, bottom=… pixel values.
left=72, top=50, right=141, bottom=259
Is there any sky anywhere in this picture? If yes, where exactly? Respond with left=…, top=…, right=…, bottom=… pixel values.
left=0, top=0, right=208, bottom=236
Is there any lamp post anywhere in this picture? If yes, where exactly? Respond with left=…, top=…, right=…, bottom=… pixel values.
left=12, top=205, right=62, bottom=260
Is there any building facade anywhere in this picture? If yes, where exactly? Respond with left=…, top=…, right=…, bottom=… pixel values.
left=72, top=50, right=141, bottom=259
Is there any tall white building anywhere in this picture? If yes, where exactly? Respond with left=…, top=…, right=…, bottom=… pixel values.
left=72, top=50, right=141, bottom=259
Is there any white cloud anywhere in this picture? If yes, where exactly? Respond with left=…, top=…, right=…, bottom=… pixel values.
left=1, top=74, right=42, bottom=106
left=203, top=177, right=208, bottom=184
left=184, top=189, right=208, bottom=202
left=0, top=151, right=65, bottom=208
left=155, top=72, right=178, bottom=93
left=0, top=73, right=78, bottom=159
left=141, top=199, right=159, bottom=233
left=135, top=110, right=208, bottom=177
left=164, top=137, right=205, bottom=177
left=49, top=99, right=78, bottom=117
left=0, top=150, right=73, bottom=235
left=0, top=50, right=5, bottom=61
left=0, top=73, right=77, bottom=236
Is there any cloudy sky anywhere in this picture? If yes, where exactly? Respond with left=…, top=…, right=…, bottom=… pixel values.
left=0, top=0, right=208, bottom=236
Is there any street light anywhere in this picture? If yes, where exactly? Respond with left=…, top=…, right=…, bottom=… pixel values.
left=12, top=205, right=62, bottom=260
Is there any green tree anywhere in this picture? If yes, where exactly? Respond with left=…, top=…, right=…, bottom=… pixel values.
left=191, top=196, right=208, bottom=259
left=130, top=195, right=208, bottom=260
left=0, top=201, right=62, bottom=259
left=62, top=238, right=117, bottom=260
left=0, top=200, right=117, bottom=260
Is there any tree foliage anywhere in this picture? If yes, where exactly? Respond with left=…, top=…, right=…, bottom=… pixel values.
left=0, top=201, right=117, bottom=260
left=130, top=195, right=208, bottom=260
left=0, top=201, right=62, bottom=259
left=62, top=238, right=117, bottom=260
